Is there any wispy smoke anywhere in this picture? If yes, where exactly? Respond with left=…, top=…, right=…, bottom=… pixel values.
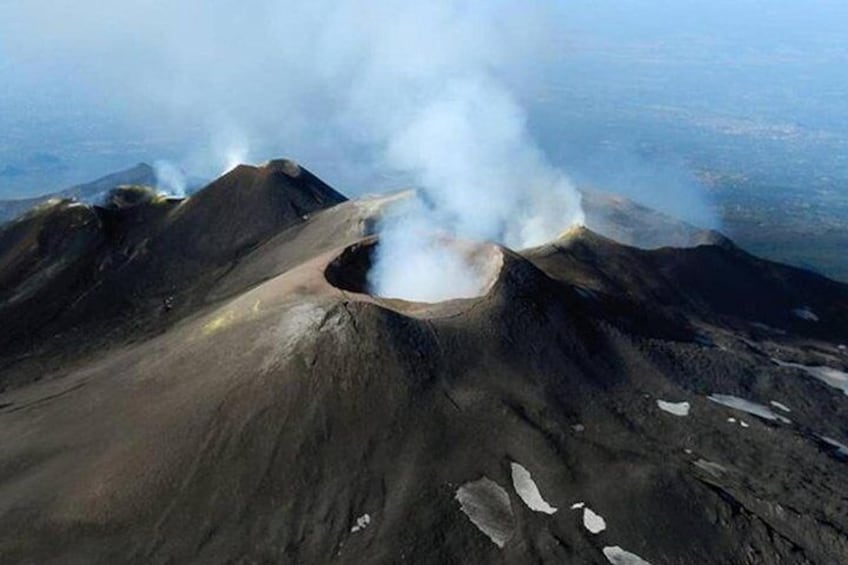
left=384, top=76, right=583, bottom=249
left=309, top=4, right=583, bottom=300
left=153, top=160, right=188, bottom=197
left=368, top=76, right=583, bottom=300
left=0, top=1, right=565, bottom=179
left=368, top=198, right=487, bottom=303
left=3, top=1, right=584, bottom=300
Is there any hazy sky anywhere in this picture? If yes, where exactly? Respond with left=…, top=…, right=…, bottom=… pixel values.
left=0, top=0, right=846, bottom=228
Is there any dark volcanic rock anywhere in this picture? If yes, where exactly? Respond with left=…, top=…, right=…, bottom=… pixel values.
left=1, top=166, right=847, bottom=564
left=0, top=160, right=347, bottom=389
left=526, top=227, right=848, bottom=342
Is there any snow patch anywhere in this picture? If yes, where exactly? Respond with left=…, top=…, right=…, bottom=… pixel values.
left=583, top=507, right=607, bottom=534
left=750, top=321, right=787, bottom=335
left=656, top=400, right=690, bottom=416
left=510, top=462, right=557, bottom=514
left=570, top=502, right=585, bottom=509
left=708, top=394, right=791, bottom=424
left=774, top=359, right=848, bottom=397
left=792, top=307, right=819, bottom=321
left=770, top=401, right=791, bottom=413
left=694, top=459, right=727, bottom=477
left=820, top=436, right=848, bottom=457
left=350, top=513, right=371, bottom=533
left=603, top=546, right=653, bottom=565
left=575, top=286, right=598, bottom=300
left=455, top=477, right=515, bottom=548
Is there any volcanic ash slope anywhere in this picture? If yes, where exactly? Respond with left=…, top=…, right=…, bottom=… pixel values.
left=1, top=161, right=848, bottom=564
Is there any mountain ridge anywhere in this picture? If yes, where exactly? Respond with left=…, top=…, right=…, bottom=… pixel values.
left=1, top=160, right=847, bottom=564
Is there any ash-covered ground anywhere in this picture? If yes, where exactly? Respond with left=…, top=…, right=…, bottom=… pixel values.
left=1, top=161, right=847, bottom=564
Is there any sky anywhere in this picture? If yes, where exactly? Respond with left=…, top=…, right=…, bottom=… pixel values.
left=0, top=0, right=846, bottom=230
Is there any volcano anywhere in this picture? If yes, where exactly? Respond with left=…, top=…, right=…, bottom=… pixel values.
left=1, top=160, right=847, bottom=564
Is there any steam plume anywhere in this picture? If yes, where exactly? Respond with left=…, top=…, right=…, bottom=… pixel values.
left=153, top=160, right=188, bottom=197
left=3, top=1, right=585, bottom=300
left=306, top=3, right=584, bottom=300
left=369, top=76, right=583, bottom=300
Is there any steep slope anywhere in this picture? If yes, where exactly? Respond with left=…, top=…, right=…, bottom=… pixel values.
left=0, top=159, right=347, bottom=390
left=1, top=169, right=847, bottom=564
left=526, top=228, right=848, bottom=342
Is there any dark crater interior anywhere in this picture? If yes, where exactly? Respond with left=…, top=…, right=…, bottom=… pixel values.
left=325, top=239, right=377, bottom=295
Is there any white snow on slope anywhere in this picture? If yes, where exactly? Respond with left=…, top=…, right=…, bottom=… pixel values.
left=820, top=436, right=848, bottom=457
left=583, top=507, right=607, bottom=534
left=656, top=400, right=690, bottom=416
left=792, top=307, right=819, bottom=321
left=694, top=459, right=727, bottom=477
left=770, top=400, right=791, bottom=413
left=510, top=462, right=557, bottom=514
left=774, top=359, right=848, bottom=396
left=350, top=513, right=371, bottom=533
left=456, top=477, right=515, bottom=548
left=708, top=394, right=791, bottom=424
left=603, top=546, right=653, bottom=564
